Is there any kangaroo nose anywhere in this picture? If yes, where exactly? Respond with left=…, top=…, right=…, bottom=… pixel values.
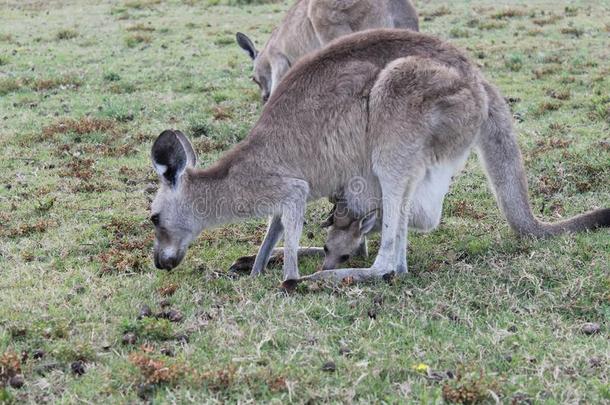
left=154, top=250, right=181, bottom=271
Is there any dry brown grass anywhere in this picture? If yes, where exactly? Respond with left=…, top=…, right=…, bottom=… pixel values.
left=42, top=117, right=117, bottom=138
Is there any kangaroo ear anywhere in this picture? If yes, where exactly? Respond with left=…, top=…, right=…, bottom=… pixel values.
left=358, top=210, right=377, bottom=235
left=173, top=129, right=197, bottom=167
left=320, top=204, right=337, bottom=228
left=236, top=32, right=257, bottom=60
left=151, top=130, right=196, bottom=188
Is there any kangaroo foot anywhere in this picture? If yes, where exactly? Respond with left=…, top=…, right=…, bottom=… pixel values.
left=298, top=267, right=396, bottom=284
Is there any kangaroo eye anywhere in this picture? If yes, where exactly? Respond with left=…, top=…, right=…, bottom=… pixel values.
left=150, top=214, right=160, bottom=226
left=339, top=254, right=350, bottom=263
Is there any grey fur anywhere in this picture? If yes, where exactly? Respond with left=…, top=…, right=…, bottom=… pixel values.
left=236, top=0, right=418, bottom=102
left=151, top=29, right=610, bottom=284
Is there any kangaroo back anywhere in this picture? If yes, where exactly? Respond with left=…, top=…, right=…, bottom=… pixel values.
left=477, top=83, right=610, bottom=237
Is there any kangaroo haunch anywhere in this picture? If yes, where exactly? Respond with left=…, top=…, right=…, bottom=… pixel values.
left=236, top=0, right=418, bottom=103
left=150, top=29, right=610, bottom=283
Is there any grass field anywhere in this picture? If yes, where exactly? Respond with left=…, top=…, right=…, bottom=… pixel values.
left=1, top=0, right=609, bottom=402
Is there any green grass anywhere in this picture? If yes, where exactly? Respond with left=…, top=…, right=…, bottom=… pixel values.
left=0, top=0, right=609, bottom=403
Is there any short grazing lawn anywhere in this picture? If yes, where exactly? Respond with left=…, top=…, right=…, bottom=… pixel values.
left=0, top=0, right=608, bottom=402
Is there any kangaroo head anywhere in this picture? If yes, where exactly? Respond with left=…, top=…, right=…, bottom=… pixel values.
left=321, top=207, right=377, bottom=270
left=150, top=130, right=200, bottom=270
left=236, top=32, right=272, bottom=103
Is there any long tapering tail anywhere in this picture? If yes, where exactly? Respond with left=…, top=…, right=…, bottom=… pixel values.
left=476, top=83, right=610, bottom=237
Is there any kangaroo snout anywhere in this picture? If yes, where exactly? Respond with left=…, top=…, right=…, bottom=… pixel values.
left=154, top=248, right=185, bottom=271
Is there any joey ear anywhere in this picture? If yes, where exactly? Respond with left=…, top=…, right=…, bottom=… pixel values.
left=358, top=210, right=377, bottom=235
left=320, top=213, right=334, bottom=228
left=236, top=32, right=257, bottom=60
left=320, top=204, right=337, bottom=228
left=151, top=130, right=196, bottom=188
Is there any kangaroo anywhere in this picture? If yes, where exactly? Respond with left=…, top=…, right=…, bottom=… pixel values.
left=319, top=169, right=462, bottom=272
left=150, top=29, right=610, bottom=286
left=236, top=0, right=419, bottom=102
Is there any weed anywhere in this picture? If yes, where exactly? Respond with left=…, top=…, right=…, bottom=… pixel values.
left=124, top=0, right=161, bottom=9
left=0, top=78, right=25, bottom=95
left=505, top=54, right=524, bottom=72
left=560, top=26, right=584, bottom=37
left=123, top=318, right=175, bottom=340
left=421, top=5, right=451, bottom=20
left=126, top=23, right=156, bottom=32
left=532, top=14, right=562, bottom=26
left=125, top=33, right=152, bottom=48
left=449, top=27, right=470, bottom=38
left=491, top=8, right=525, bottom=19
left=56, top=29, right=79, bottom=40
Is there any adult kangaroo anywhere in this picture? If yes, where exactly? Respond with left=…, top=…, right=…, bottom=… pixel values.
left=150, top=29, right=610, bottom=285
left=236, top=0, right=419, bottom=102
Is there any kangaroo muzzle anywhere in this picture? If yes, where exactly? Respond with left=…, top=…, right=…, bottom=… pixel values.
left=154, top=247, right=185, bottom=271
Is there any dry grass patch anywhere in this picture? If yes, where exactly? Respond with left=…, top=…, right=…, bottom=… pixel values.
left=125, top=33, right=152, bottom=48
left=98, top=216, right=153, bottom=273
left=491, top=7, right=526, bottom=19
left=0, top=77, right=22, bottom=95
left=2, top=219, right=57, bottom=238
left=421, top=5, right=451, bottom=20
left=532, top=13, right=562, bottom=26
left=560, top=26, right=584, bottom=37
left=42, top=117, right=116, bottom=138
left=30, top=75, right=82, bottom=91
left=126, top=23, right=156, bottom=32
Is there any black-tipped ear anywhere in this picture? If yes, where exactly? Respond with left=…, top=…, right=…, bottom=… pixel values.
left=173, top=130, right=197, bottom=167
left=358, top=210, right=377, bottom=235
left=151, top=130, right=195, bottom=188
left=236, top=32, right=257, bottom=60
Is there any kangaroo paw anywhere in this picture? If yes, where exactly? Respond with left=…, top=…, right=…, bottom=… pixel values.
left=298, top=268, right=395, bottom=284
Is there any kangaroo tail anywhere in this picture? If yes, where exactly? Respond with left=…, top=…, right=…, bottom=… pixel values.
left=476, top=83, right=610, bottom=237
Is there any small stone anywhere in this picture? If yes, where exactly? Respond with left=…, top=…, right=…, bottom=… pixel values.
left=508, top=325, right=518, bottom=333
left=160, top=347, right=174, bottom=357
left=71, top=360, right=86, bottom=376
left=373, top=295, right=384, bottom=305
left=9, top=374, right=25, bottom=389
left=138, top=304, right=152, bottom=319
left=581, top=323, right=601, bottom=335
left=175, top=334, right=189, bottom=344
left=32, top=349, right=45, bottom=360
left=339, top=346, right=351, bottom=357
left=167, top=309, right=183, bottom=323
left=73, top=284, right=86, bottom=294
left=322, top=361, right=336, bottom=372
left=101, top=342, right=112, bottom=351
left=589, top=357, right=602, bottom=368
left=137, top=383, right=155, bottom=400
left=122, top=332, right=137, bottom=345
left=367, top=308, right=377, bottom=319
left=159, top=299, right=171, bottom=308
